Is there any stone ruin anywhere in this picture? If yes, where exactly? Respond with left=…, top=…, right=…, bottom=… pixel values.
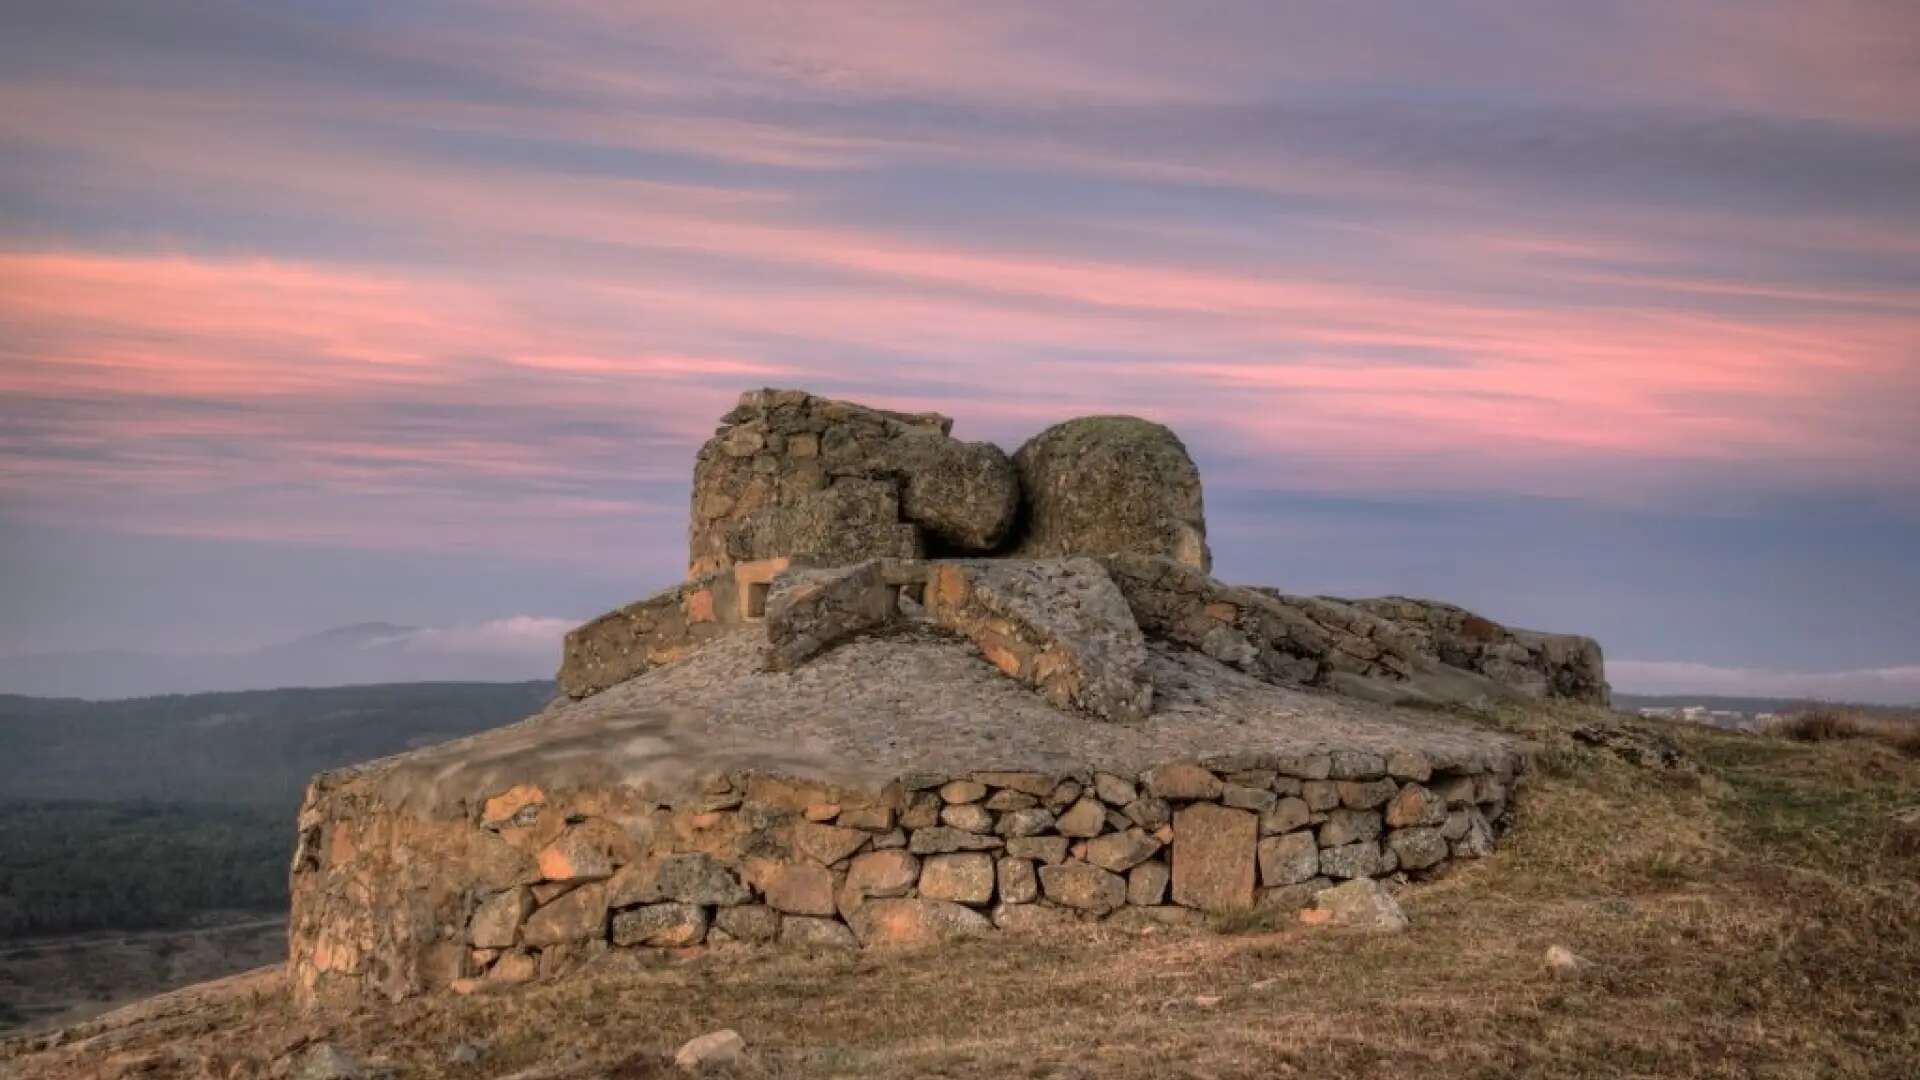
left=289, top=389, right=1609, bottom=1004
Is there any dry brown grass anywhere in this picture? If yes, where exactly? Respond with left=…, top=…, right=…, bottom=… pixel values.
left=7, top=701, right=1918, bottom=1080
left=1769, top=706, right=1920, bottom=759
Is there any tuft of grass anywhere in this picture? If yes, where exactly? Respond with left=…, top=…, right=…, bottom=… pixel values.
left=1767, top=706, right=1920, bottom=759
left=1769, top=708, right=1863, bottom=743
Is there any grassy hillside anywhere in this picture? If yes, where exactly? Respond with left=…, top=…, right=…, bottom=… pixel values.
left=6, top=699, right=1916, bottom=1078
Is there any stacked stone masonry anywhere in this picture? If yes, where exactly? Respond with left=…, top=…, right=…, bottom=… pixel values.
left=290, top=749, right=1519, bottom=1002
left=291, top=387, right=1601, bottom=1006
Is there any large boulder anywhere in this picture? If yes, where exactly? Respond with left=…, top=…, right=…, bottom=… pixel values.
left=922, top=558, right=1153, bottom=723
left=1013, top=416, right=1210, bottom=572
left=688, top=389, right=1019, bottom=576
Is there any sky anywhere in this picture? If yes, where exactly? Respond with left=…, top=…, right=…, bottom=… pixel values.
left=1, top=1, right=1917, bottom=702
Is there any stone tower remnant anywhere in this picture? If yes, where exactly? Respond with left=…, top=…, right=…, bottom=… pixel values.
left=287, top=388, right=1609, bottom=1006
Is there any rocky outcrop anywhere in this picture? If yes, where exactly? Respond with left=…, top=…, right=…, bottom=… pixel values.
left=1347, top=597, right=1610, bottom=705
left=1099, top=554, right=1425, bottom=689
left=688, top=389, right=1019, bottom=576
left=1012, top=416, right=1211, bottom=572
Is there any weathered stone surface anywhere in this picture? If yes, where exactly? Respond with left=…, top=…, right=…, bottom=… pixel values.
left=851, top=898, right=993, bottom=947
left=984, top=789, right=1037, bottom=812
left=1005, top=835, right=1070, bottom=864
left=992, top=901, right=1077, bottom=933
left=939, top=803, right=995, bottom=833
left=1453, top=809, right=1496, bottom=858
left=1014, top=416, right=1210, bottom=571
left=939, top=779, right=988, bottom=804
left=1336, top=778, right=1398, bottom=809
left=924, top=559, right=1153, bottom=723
left=974, top=771, right=1057, bottom=796
left=488, top=950, right=539, bottom=984
left=1349, top=596, right=1610, bottom=705
left=611, top=902, right=708, bottom=947
left=1092, top=772, right=1139, bottom=806
left=674, top=1029, right=746, bottom=1071
left=910, top=826, right=1003, bottom=854
left=1305, top=877, right=1407, bottom=932
left=728, top=480, right=922, bottom=569
left=1221, top=784, right=1277, bottom=813
left=838, top=804, right=896, bottom=832
left=1257, top=831, right=1319, bottom=887
left=607, top=854, right=750, bottom=908
left=1328, top=750, right=1387, bottom=781
left=778, top=915, right=857, bottom=949
left=762, top=863, right=837, bottom=916
left=1127, top=859, right=1170, bottom=906
left=888, top=433, right=1022, bottom=552
left=1259, top=797, right=1311, bottom=836
left=1384, top=784, right=1448, bottom=829
left=1044, top=779, right=1083, bottom=811
left=1319, top=809, right=1383, bottom=847
left=843, top=849, right=919, bottom=900
left=1055, top=797, right=1108, bottom=838
left=522, top=882, right=608, bottom=947
left=762, top=562, right=897, bottom=671
left=1122, top=796, right=1171, bottom=829
left=1300, top=781, right=1341, bottom=812
left=901, top=793, right=942, bottom=829
left=1318, top=842, right=1384, bottom=880
left=1260, top=876, right=1333, bottom=912
left=1038, top=862, right=1127, bottom=914
left=556, top=575, right=745, bottom=699
left=1082, top=827, right=1162, bottom=873
left=1386, top=750, right=1433, bottom=782
left=1171, top=803, right=1256, bottom=911
left=919, top=853, right=996, bottom=904
left=997, top=857, right=1039, bottom=903
left=714, top=904, right=781, bottom=944
left=1387, top=827, right=1449, bottom=870
left=1143, top=762, right=1223, bottom=801
left=469, top=887, right=531, bottom=949
left=689, top=389, right=1018, bottom=576
left=995, top=807, right=1056, bottom=838
left=536, top=826, right=618, bottom=883
left=1276, top=754, right=1333, bottom=781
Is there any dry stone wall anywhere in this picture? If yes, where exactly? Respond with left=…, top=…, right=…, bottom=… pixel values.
left=688, top=389, right=1019, bottom=577
left=290, top=747, right=1520, bottom=1004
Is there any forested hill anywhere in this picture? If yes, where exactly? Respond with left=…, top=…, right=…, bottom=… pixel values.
left=0, top=681, right=555, bottom=807
left=0, top=681, right=554, bottom=939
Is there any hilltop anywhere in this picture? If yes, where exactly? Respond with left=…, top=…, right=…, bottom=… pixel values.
left=7, top=701, right=1916, bottom=1078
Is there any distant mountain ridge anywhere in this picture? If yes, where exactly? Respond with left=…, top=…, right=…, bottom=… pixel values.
left=0, top=619, right=568, bottom=700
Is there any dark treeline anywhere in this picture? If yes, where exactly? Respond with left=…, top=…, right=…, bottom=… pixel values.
left=0, top=800, right=288, bottom=937
left=0, top=681, right=554, bottom=938
left=0, top=681, right=553, bottom=806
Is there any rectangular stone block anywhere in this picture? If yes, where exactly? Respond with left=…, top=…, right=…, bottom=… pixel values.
left=1170, top=802, right=1256, bottom=912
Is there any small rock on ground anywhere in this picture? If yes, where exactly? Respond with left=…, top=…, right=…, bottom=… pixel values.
left=674, top=1028, right=746, bottom=1071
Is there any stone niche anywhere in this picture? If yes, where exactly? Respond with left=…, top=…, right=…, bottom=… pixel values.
left=290, top=388, right=1607, bottom=1007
